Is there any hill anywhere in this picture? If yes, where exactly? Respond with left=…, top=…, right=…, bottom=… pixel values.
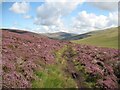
left=43, top=32, right=77, bottom=40
left=63, top=29, right=107, bottom=40
left=72, top=27, right=119, bottom=49
left=2, top=29, right=120, bottom=88
left=64, top=32, right=92, bottom=40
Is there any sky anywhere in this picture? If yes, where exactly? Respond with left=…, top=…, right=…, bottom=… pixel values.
left=1, top=0, right=119, bottom=34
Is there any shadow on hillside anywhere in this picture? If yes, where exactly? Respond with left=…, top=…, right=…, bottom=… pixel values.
left=1, top=29, right=29, bottom=34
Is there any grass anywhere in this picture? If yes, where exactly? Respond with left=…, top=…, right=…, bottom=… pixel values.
left=32, top=45, right=103, bottom=88
left=72, top=27, right=119, bottom=49
left=32, top=64, right=77, bottom=88
left=32, top=66, right=63, bottom=88
left=32, top=45, right=77, bottom=88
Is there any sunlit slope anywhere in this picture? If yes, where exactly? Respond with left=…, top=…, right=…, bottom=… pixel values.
left=72, top=27, right=119, bottom=49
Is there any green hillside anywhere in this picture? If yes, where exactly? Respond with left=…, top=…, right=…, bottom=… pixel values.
left=43, top=32, right=77, bottom=40
left=72, top=27, right=119, bottom=49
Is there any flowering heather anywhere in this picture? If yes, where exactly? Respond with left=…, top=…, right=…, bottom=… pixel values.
left=2, top=29, right=120, bottom=88
left=2, top=29, right=67, bottom=88
left=73, top=44, right=119, bottom=88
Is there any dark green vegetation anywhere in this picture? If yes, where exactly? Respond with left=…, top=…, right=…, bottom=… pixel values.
left=72, top=27, right=119, bottom=49
left=113, top=61, right=120, bottom=87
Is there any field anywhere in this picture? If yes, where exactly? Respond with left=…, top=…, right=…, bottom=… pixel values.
left=72, top=27, right=119, bottom=49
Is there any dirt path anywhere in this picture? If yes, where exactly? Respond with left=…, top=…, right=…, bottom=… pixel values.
left=64, top=46, right=86, bottom=88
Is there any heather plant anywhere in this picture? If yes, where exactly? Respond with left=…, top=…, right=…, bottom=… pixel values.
left=2, top=29, right=119, bottom=88
left=61, top=46, right=101, bottom=88
left=113, top=61, right=120, bottom=85
left=74, top=44, right=119, bottom=88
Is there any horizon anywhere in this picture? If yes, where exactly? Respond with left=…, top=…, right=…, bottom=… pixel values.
left=1, top=0, right=119, bottom=34
left=1, top=26, right=118, bottom=35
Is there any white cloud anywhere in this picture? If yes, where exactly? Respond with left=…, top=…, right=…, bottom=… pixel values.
left=88, top=1, right=118, bottom=11
left=23, top=14, right=32, bottom=19
left=34, top=0, right=83, bottom=26
left=34, top=24, right=69, bottom=33
left=34, top=0, right=84, bottom=33
left=34, top=26, right=52, bottom=33
left=86, top=0, right=119, bottom=2
left=108, top=12, right=118, bottom=26
left=72, top=11, right=118, bottom=33
left=9, top=1, right=118, bottom=34
left=9, top=1, right=30, bottom=14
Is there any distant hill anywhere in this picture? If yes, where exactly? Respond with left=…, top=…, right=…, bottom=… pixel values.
left=63, top=32, right=92, bottom=40
left=64, top=27, right=118, bottom=40
left=2, top=28, right=45, bottom=37
left=72, top=27, right=119, bottom=49
left=43, top=32, right=77, bottom=40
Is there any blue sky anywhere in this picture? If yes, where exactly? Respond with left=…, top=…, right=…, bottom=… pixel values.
left=2, top=2, right=43, bottom=30
left=1, top=1, right=118, bottom=34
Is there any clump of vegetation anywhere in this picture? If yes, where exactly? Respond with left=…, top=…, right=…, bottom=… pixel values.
left=113, top=61, right=120, bottom=85
left=74, top=62, right=101, bottom=88
left=8, top=44, right=18, bottom=49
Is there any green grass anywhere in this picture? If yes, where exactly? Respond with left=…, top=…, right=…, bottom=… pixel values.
left=72, top=27, right=119, bottom=49
left=32, top=46, right=77, bottom=88
left=32, top=64, right=77, bottom=88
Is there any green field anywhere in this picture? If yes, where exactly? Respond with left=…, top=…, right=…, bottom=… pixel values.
left=72, top=27, right=119, bottom=49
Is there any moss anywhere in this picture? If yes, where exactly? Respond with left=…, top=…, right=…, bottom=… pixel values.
left=3, top=66, right=9, bottom=72
left=8, top=44, right=17, bottom=49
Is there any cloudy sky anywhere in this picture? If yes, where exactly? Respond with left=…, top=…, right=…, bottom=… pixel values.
left=1, top=0, right=119, bottom=34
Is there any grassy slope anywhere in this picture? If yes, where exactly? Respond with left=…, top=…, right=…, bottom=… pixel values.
left=72, top=27, right=118, bottom=49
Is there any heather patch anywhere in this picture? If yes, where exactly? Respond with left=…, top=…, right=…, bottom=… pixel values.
left=2, top=29, right=119, bottom=88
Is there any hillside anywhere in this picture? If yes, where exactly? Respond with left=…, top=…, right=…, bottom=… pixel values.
left=43, top=32, right=77, bottom=40
left=2, top=29, right=120, bottom=88
left=72, top=27, right=119, bottom=49
left=63, top=32, right=91, bottom=40
left=63, top=29, right=107, bottom=40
